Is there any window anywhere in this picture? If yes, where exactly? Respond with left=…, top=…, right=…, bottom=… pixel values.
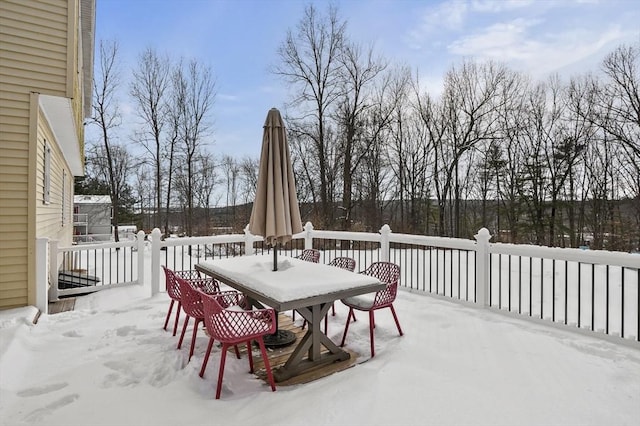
left=43, top=140, right=51, bottom=204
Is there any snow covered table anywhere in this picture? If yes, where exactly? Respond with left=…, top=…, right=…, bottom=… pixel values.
left=196, top=254, right=384, bottom=382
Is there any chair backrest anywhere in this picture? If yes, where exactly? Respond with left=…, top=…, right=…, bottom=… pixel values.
left=162, top=266, right=182, bottom=302
left=175, top=270, right=221, bottom=294
left=177, top=276, right=204, bottom=319
left=296, top=248, right=320, bottom=263
left=360, top=262, right=400, bottom=308
left=199, top=290, right=275, bottom=342
left=328, top=256, right=356, bottom=272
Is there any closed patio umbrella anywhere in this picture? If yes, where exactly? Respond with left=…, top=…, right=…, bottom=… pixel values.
left=249, top=107, right=303, bottom=271
left=248, top=107, right=302, bottom=347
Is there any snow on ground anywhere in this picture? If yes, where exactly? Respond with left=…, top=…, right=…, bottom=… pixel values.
left=1, top=284, right=639, bottom=426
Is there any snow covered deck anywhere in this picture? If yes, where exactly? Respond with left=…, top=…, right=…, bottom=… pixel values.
left=1, top=284, right=638, bottom=425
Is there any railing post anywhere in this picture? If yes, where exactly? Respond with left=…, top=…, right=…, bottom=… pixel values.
left=379, top=224, right=391, bottom=262
left=304, top=221, right=314, bottom=250
left=151, top=228, right=162, bottom=297
left=48, top=239, right=59, bottom=303
left=36, top=237, right=49, bottom=313
left=474, top=227, right=492, bottom=307
left=136, top=230, right=146, bottom=289
left=244, top=225, right=254, bottom=255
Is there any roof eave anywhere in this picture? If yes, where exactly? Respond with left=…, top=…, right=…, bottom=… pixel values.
left=39, top=94, right=84, bottom=176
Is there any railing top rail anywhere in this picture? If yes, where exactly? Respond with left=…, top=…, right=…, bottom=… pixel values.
left=489, top=242, right=640, bottom=269
left=59, top=240, right=136, bottom=251
left=160, top=234, right=251, bottom=247
left=389, top=233, right=477, bottom=250
left=310, top=229, right=381, bottom=242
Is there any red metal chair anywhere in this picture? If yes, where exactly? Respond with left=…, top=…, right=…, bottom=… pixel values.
left=292, top=249, right=321, bottom=323
left=328, top=256, right=356, bottom=272
left=302, top=256, right=357, bottom=331
left=340, top=262, right=403, bottom=357
left=198, top=290, right=277, bottom=399
left=295, top=248, right=320, bottom=263
left=162, top=266, right=220, bottom=336
left=162, top=266, right=183, bottom=336
left=176, top=276, right=208, bottom=361
left=327, top=256, right=356, bottom=316
left=174, top=269, right=221, bottom=294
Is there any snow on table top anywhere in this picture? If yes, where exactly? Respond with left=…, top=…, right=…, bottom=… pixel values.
left=197, top=255, right=380, bottom=302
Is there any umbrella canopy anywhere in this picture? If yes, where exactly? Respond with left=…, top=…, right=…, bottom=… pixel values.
left=249, top=108, right=303, bottom=250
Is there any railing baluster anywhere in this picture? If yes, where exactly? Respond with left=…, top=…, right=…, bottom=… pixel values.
left=578, top=262, right=582, bottom=329
left=518, top=256, right=522, bottom=315
left=606, top=265, right=610, bottom=335
left=564, top=260, right=568, bottom=325
left=591, top=264, right=595, bottom=332
left=508, top=254, right=512, bottom=312
left=552, top=259, right=556, bottom=322
left=529, top=256, right=532, bottom=317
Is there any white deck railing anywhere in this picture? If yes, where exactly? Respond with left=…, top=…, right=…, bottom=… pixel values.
left=39, top=223, right=639, bottom=345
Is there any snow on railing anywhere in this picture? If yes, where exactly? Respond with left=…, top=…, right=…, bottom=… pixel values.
left=41, top=223, right=639, bottom=344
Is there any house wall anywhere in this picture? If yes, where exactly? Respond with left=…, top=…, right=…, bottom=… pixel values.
left=76, top=203, right=112, bottom=236
left=35, top=111, right=73, bottom=246
left=0, top=0, right=82, bottom=309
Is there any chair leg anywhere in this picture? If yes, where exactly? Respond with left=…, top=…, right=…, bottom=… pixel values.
left=331, top=302, right=336, bottom=316
left=164, top=300, right=174, bottom=330
left=340, top=307, right=354, bottom=347
left=172, top=301, right=182, bottom=336
left=390, top=305, right=404, bottom=336
left=188, top=318, right=201, bottom=361
left=369, top=310, right=375, bottom=358
left=257, top=337, right=276, bottom=392
left=216, top=343, right=229, bottom=399
left=246, top=341, right=254, bottom=373
left=234, top=345, right=241, bottom=359
left=200, top=337, right=215, bottom=377
left=177, top=316, right=190, bottom=349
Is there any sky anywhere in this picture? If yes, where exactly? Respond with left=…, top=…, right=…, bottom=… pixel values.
left=94, top=0, right=640, bottom=159
left=1, top=277, right=640, bottom=425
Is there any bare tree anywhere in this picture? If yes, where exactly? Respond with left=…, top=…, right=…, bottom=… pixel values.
left=273, top=3, right=346, bottom=226
left=429, top=60, right=509, bottom=236
left=192, top=151, right=218, bottom=235
left=239, top=155, right=259, bottom=205
left=132, top=162, right=154, bottom=230
left=334, top=42, right=387, bottom=229
left=597, top=43, right=640, bottom=158
left=130, top=47, right=171, bottom=230
left=90, top=40, right=126, bottom=242
left=174, top=59, right=216, bottom=236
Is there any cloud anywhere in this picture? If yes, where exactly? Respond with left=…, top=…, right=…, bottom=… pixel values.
left=447, top=19, right=630, bottom=78
left=218, top=94, right=239, bottom=102
left=406, top=1, right=469, bottom=49
left=470, top=0, right=535, bottom=13
left=448, top=18, right=541, bottom=60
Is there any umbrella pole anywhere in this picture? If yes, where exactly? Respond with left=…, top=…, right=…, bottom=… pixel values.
left=273, top=244, right=278, bottom=271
